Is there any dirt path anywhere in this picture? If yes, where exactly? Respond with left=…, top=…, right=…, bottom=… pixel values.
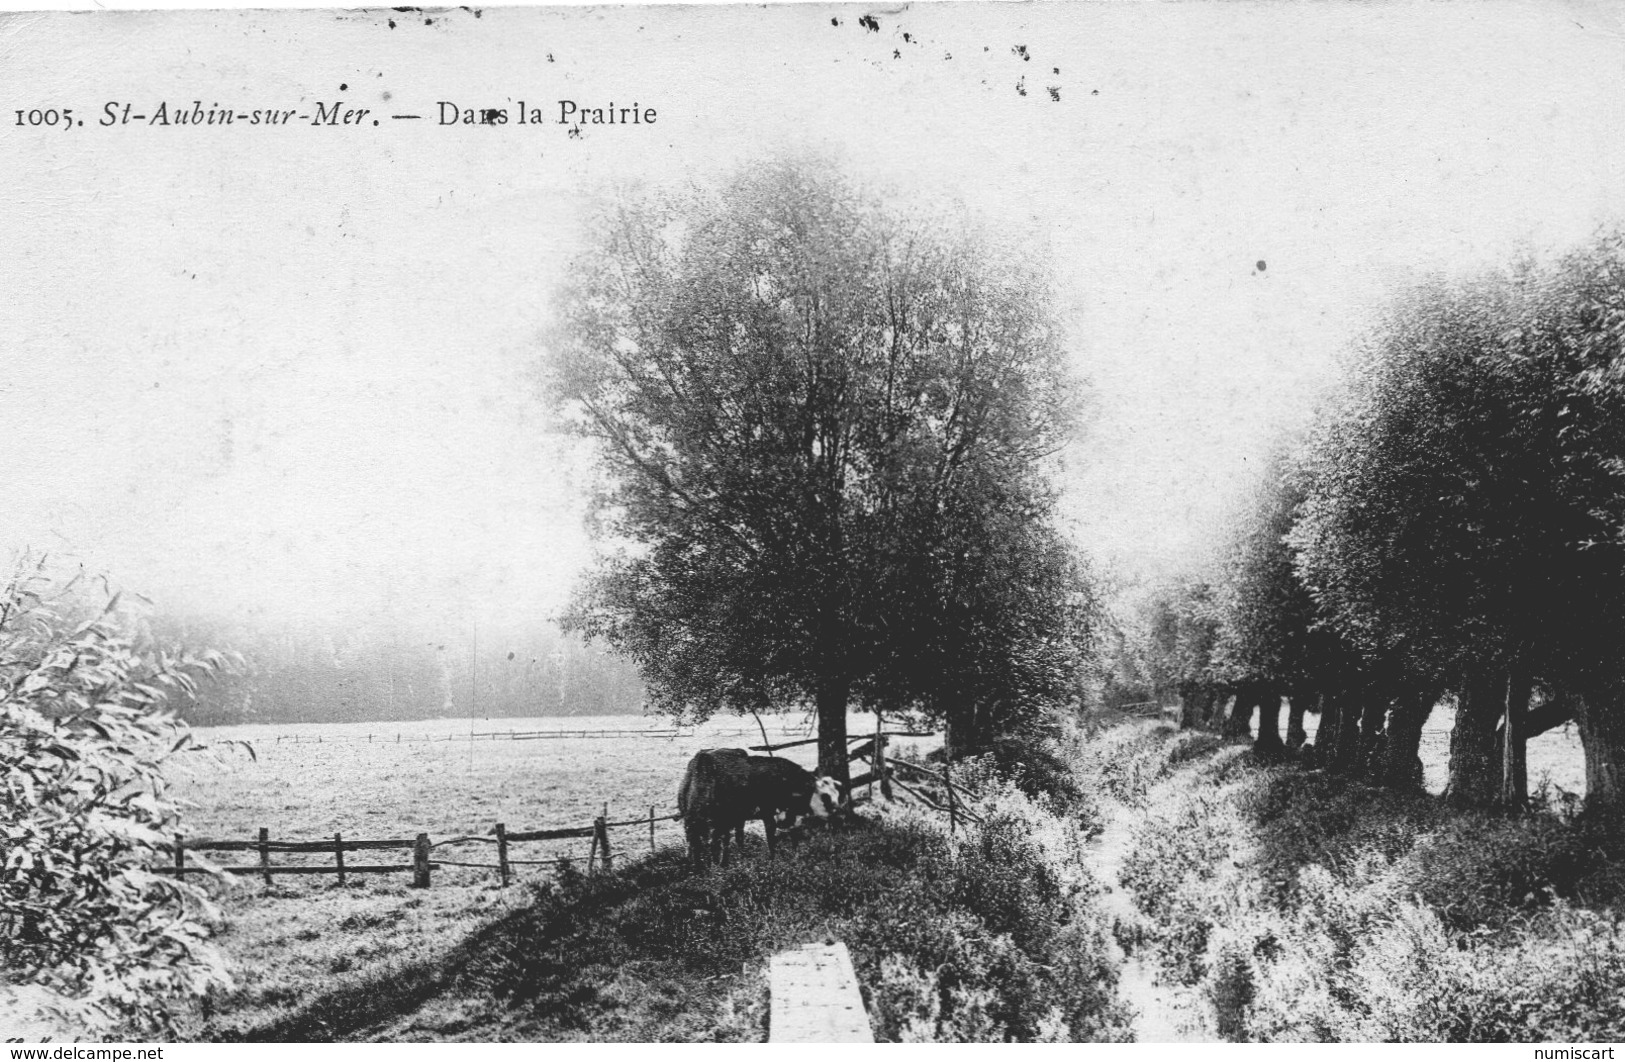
left=1090, top=803, right=1219, bottom=1043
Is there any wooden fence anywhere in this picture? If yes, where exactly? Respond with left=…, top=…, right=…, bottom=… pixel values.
left=154, top=805, right=681, bottom=888
left=751, top=727, right=986, bottom=832
left=161, top=724, right=979, bottom=888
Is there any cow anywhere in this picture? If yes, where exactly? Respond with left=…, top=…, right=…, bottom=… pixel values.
left=676, top=748, right=842, bottom=868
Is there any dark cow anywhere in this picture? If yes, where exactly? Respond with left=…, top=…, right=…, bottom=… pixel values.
left=676, top=749, right=841, bottom=868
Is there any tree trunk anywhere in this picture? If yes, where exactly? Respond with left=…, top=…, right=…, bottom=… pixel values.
left=815, top=675, right=851, bottom=787
left=1202, top=689, right=1228, bottom=730
left=1358, top=694, right=1388, bottom=774
left=1330, top=688, right=1366, bottom=773
left=1574, top=680, right=1625, bottom=820
left=1444, top=674, right=1503, bottom=808
left=1315, top=690, right=1342, bottom=765
left=1285, top=693, right=1311, bottom=751
left=1179, top=686, right=1211, bottom=731
left=1224, top=691, right=1256, bottom=740
left=1501, top=670, right=1532, bottom=807
left=1381, top=689, right=1432, bottom=790
left=1254, top=692, right=1285, bottom=755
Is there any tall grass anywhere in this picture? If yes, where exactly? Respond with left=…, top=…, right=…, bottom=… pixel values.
left=1102, top=721, right=1625, bottom=1042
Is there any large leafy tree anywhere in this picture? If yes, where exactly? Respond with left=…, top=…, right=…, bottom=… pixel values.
left=546, top=159, right=1085, bottom=780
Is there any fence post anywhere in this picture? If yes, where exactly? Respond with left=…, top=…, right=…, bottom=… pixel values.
left=174, top=833, right=185, bottom=881
left=649, top=804, right=656, bottom=855
left=496, top=823, right=510, bottom=887
left=596, top=815, right=612, bottom=873
left=413, top=833, right=432, bottom=888
left=335, top=832, right=346, bottom=887
left=259, top=827, right=272, bottom=886
left=944, top=761, right=958, bottom=837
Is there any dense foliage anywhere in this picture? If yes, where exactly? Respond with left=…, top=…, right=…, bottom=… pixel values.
left=0, top=559, right=230, bottom=1035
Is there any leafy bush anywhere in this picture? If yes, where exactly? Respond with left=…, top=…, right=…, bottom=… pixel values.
left=1115, top=744, right=1256, bottom=983
left=0, top=559, right=229, bottom=1036
left=1401, top=814, right=1614, bottom=931
left=1078, top=723, right=1185, bottom=807
left=973, top=735, right=1089, bottom=815
left=954, top=717, right=1104, bottom=830
left=1206, top=931, right=1257, bottom=1040
left=1251, top=886, right=1625, bottom=1041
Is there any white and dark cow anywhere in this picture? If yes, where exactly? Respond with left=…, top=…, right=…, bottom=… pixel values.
left=676, top=748, right=842, bottom=868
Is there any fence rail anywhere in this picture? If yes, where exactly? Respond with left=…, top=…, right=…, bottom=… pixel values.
left=153, top=807, right=685, bottom=888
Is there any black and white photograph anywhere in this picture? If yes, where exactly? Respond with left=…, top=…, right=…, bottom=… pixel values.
left=5, top=0, right=1625, bottom=1045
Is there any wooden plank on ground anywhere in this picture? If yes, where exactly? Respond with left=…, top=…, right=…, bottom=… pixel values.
left=768, top=941, right=874, bottom=1043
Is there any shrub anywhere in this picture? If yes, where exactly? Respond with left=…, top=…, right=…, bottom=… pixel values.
left=1400, top=813, right=1615, bottom=931
left=0, top=559, right=229, bottom=1036
left=1116, top=745, right=1256, bottom=984
left=975, top=734, right=1089, bottom=815
left=1079, top=723, right=1184, bottom=807
left=1252, top=892, right=1625, bottom=1042
left=1206, top=931, right=1256, bottom=1040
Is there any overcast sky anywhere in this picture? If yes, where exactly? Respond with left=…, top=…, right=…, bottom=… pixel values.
left=5, top=0, right=1625, bottom=636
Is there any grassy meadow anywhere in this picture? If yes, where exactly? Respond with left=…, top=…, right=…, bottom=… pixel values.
left=168, top=715, right=822, bottom=869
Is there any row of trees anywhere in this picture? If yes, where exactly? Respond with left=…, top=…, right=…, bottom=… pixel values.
left=1131, top=235, right=1625, bottom=815
left=547, top=159, right=1099, bottom=783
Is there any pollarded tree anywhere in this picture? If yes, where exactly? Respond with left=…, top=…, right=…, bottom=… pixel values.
left=1507, top=237, right=1625, bottom=813
left=1211, top=455, right=1320, bottom=754
left=1292, top=271, right=1543, bottom=804
left=1212, top=450, right=1406, bottom=775
left=1292, top=237, right=1625, bottom=811
left=547, top=158, right=1085, bottom=782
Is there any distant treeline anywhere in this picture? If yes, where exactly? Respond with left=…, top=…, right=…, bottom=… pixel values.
left=150, top=616, right=645, bottom=726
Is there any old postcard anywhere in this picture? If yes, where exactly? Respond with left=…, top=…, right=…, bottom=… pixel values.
left=5, top=1, right=1625, bottom=1046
